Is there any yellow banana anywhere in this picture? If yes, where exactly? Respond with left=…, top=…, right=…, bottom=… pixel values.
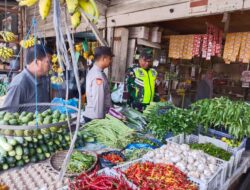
left=79, top=0, right=95, bottom=18
left=19, top=0, right=38, bottom=7
left=71, top=10, right=81, bottom=29
left=39, top=0, right=51, bottom=20
left=0, top=47, right=14, bottom=60
left=66, top=0, right=78, bottom=14
left=0, top=31, right=16, bottom=42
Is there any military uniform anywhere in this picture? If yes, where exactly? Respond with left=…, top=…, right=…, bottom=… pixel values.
left=83, top=64, right=111, bottom=120
left=126, top=65, right=158, bottom=111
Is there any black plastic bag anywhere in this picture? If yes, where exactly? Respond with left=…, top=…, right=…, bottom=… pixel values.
left=98, top=150, right=125, bottom=169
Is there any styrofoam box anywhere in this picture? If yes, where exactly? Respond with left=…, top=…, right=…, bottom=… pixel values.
left=129, top=26, right=149, bottom=39
left=166, top=134, right=244, bottom=182
left=114, top=158, right=222, bottom=190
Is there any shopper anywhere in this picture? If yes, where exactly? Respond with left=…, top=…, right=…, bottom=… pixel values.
left=195, top=70, right=214, bottom=101
left=3, top=45, right=52, bottom=109
left=126, top=51, right=158, bottom=111
left=83, top=46, right=113, bottom=122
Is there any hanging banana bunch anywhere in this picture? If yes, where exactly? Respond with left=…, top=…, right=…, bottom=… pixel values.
left=0, top=47, right=14, bottom=61
left=18, top=0, right=38, bottom=7
left=39, top=0, right=51, bottom=20
left=17, top=0, right=100, bottom=28
left=51, top=54, right=64, bottom=74
left=0, top=31, right=17, bottom=43
left=20, top=36, right=37, bottom=49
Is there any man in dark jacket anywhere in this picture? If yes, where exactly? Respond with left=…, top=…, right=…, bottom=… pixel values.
left=196, top=70, right=213, bottom=101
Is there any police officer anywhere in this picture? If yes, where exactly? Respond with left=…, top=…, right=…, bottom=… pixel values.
left=83, top=46, right=113, bottom=122
left=126, top=51, right=158, bottom=111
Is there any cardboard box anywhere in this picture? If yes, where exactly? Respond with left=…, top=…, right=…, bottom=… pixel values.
left=150, top=31, right=162, bottom=43
left=129, top=26, right=149, bottom=39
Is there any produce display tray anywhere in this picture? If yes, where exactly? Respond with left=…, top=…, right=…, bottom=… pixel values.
left=49, top=150, right=98, bottom=177
left=114, top=158, right=204, bottom=190
left=0, top=103, right=78, bottom=132
left=199, top=126, right=247, bottom=155
left=0, top=161, right=68, bottom=190
left=166, top=134, right=243, bottom=182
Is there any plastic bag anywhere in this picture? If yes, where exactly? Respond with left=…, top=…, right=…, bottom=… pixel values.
left=111, top=83, right=124, bottom=103
left=125, top=143, right=155, bottom=150
left=99, top=150, right=125, bottom=169
left=51, top=97, right=78, bottom=114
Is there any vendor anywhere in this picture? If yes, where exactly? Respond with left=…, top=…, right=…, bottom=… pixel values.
left=3, top=45, right=52, bottom=108
left=83, top=46, right=113, bottom=122
left=195, top=70, right=214, bottom=101
left=126, top=51, right=158, bottom=111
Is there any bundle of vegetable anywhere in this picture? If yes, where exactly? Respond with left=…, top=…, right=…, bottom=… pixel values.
left=120, top=107, right=147, bottom=132
left=0, top=109, right=70, bottom=136
left=123, top=148, right=151, bottom=161
left=146, top=107, right=196, bottom=141
left=191, top=97, right=250, bottom=140
left=82, top=115, right=135, bottom=148
left=0, top=129, right=85, bottom=171
left=143, top=143, right=219, bottom=181
left=124, top=162, right=197, bottom=190
left=143, top=101, right=174, bottom=122
left=101, top=153, right=124, bottom=164
left=190, top=143, right=232, bottom=161
left=68, top=171, right=132, bottom=190
left=67, top=151, right=95, bottom=174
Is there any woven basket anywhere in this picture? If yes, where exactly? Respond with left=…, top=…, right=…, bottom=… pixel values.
left=49, top=150, right=98, bottom=177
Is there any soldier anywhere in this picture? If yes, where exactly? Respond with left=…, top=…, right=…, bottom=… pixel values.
left=83, top=46, right=113, bottom=122
left=126, top=51, right=158, bottom=111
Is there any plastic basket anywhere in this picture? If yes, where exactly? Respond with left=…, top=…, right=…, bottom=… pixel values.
left=198, top=127, right=246, bottom=155
left=166, top=134, right=239, bottom=182
left=114, top=158, right=206, bottom=190
left=151, top=139, right=224, bottom=190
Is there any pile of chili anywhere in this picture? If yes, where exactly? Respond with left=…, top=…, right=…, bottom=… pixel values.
left=124, top=162, right=198, bottom=190
left=68, top=171, right=132, bottom=190
left=102, top=153, right=124, bottom=164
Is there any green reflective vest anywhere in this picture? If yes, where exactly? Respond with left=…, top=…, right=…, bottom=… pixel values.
left=133, top=67, right=157, bottom=104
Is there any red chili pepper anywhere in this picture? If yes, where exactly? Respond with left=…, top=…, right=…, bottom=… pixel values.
left=102, top=153, right=124, bottom=164
left=124, top=162, right=198, bottom=190
left=68, top=171, right=132, bottom=190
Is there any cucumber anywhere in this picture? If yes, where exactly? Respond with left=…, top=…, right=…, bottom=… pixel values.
left=0, top=157, right=6, bottom=165
left=14, top=137, right=24, bottom=144
left=36, top=147, right=42, bottom=154
left=41, top=145, right=48, bottom=153
left=33, top=138, right=38, bottom=143
left=15, top=145, right=23, bottom=156
left=24, top=137, right=33, bottom=142
left=28, top=143, right=34, bottom=148
left=65, top=135, right=70, bottom=142
left=38, top=153, right=45, bottom=161
left=16, top=160, right=25, bottom=167
left=7, top=138, right=17, bottom=146
left=0, top=136, right=13, bottom=151
left=29, top=148, right=35, bottom=156
left=23, top=147, right=29, bottom=156
left=37, top=135, right=43, bottom=140
left=0, top=146, right=6, bottom=157
left=15, top=155, right=22, bottom=161
left=24, top=159, right=30, bottom=163
left=45, top=152, right=51, bottom=158
left=30, top=155, right=38, bottom=163
left=8, top=150, right=16, bottom=157
left=22, top=155, right=29, bottom=160
left=2, top=163, right=9, bottom=170
left=6, top=156, right=16, bottom=164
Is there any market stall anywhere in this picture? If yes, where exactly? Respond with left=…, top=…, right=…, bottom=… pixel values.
left=0, top=0, right=250, bottom=190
